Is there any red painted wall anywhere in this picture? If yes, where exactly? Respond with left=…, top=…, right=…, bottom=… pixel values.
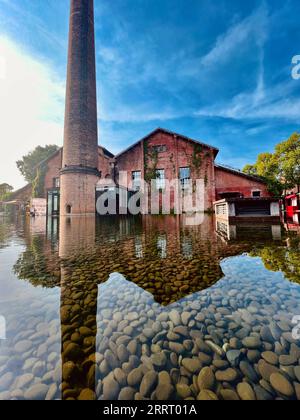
left=215, top=166, right=270, bottom=199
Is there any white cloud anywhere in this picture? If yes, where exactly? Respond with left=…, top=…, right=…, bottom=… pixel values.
left=0, top=36, right=65, bottom=189
left=194, top=78, right=300, bottom=122
left=201, top=2, right=268, bottom=68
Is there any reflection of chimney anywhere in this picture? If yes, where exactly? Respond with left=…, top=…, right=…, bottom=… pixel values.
left=60, top=0, right=99, bottom=216
left=59, top=216, right=98, bottom=400
left=59, top=216, right=96, bottom=258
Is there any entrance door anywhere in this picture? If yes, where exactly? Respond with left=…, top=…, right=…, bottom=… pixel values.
left=47, top=190, right=60, bottom=216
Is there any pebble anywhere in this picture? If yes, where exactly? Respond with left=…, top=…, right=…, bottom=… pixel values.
left=237, top=383, right=256, bottom=400
left=197, top=390, right=219, bottom=400
left=24, top=384, right=49, bottom=400
left=270, top=373, right=295, bottom=398
left=0, top=372, right=14, bottom=391
left=176, top=384, right=192, bottom=399
left=14, top=340, right=32, bottom=354
left=262, top=352, right=279, bottom=366
left=182, top=358, right=202, bottom=374
left=220, top=389, right=239, bottom=401
left=127, top=367, right=143, bottom=387
left=226, top=350, right=242, bottom=367
left=78, top=389, right=96, bottom=400
left=140, top=371, right=158, bottom=397
left=215, top=368, right=238, bottom=383
left=258, top=360, right=279, bottom=382
left=118, top=387, right=136, bottom=400
left=197, top=367, right=215, bottom=391
left=103, top=376, right=120, bottom=400
left=239, top=361, right=259, bottom=383
left=242, top=336, right=261, bottom=349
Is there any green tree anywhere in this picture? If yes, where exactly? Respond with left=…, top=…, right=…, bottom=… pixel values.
left=274, top=133, right=300, bottom=193
left=16, top=145, right=59, bottom=184
left=243, top=133, right=300, bottom=196
left=0, top=183, right=13, bottom=201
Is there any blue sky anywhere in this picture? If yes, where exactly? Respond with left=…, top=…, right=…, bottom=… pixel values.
left=0, top=0, right=300, bottom=188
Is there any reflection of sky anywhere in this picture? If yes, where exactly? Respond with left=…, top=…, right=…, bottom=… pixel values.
left=96, top=256, right=300, bottom=357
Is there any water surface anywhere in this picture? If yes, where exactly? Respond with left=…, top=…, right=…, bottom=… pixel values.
left=0, top=214, right=299, bottom=400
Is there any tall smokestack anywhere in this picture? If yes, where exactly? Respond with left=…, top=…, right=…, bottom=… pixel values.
left=60, top=0, right=99, bottom=216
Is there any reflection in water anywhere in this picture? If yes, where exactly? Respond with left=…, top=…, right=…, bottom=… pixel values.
left=0, top=215, right=300, bottom=400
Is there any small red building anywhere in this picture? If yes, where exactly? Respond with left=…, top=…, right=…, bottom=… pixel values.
left=282, top=193, right=300, bottom=230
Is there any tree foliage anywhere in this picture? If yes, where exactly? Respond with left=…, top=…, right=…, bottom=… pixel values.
left=0, top=183, right=13, bottom=201
left=243, top=133, right=300, bottom=195
left=16, top=145, right=59, bottom=184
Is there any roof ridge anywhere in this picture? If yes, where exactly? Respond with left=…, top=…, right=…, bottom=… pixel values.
left=115, top=127, right=219, bottom=158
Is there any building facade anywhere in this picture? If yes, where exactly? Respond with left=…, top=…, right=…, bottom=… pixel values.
left=11, top=128, right=271, bottom=215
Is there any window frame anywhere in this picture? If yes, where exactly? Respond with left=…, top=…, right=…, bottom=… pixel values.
left=155, top=169, right=166, bottom=190
left=179, top=167, right=191, bottom=189
left=132, top=170, right=142, bottom=190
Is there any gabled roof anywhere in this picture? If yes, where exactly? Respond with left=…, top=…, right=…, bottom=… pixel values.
left=115, top=128, right=219, bottom=158
left=100, top=146, right=115, bottom=159
left=215, top=164, right=268, bottom=184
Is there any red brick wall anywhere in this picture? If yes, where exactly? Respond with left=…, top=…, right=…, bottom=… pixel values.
left=97, top=149, right=113, bottom=180
left=215, top=167, right=270, bottom=199
left=44, top=150, right=63, bottom=195
left=42, top=147, right=111, bottom=198
left=116, top=131, right=216, bottom=211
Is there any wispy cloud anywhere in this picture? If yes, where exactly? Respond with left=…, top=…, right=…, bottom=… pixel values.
left=201, top=2, right=268, bottom=68
left=194, top=79, right=300, bottom=122
left=0, top=36, right=65, bottom=189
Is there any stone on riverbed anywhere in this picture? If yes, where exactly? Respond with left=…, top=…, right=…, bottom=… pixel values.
left=182, top=358, right=202, bottom=374
left=14, top=340, right=32, bottom=353
left=220, top=389, right=240, bottom=400
left=197, top=390, right=218, bottom=400
left=103, top=376, right=120, bottom=400
left=140, top=371, right=158, bottom=397
left=176, top=384, right=192, bottom=399
left=24, top=384, right=49, bottom=400
left=237, top=383, right=256, bottom=400
left=242, top=336, right=261, bottom=349
left=0, top=372, right=14, bottom=391
left=226, top=350, right=242, bottom=367
left=270, top=373, right=295, bottom=398
left=261, top=352, right=279, bottom=366
left=215, top=368, right=238, bottom=383
left=118, top=387, right=136, bottom=400
left=78, top=388, right=96, bottom=400
left=197, top=367, right=215, bottom=391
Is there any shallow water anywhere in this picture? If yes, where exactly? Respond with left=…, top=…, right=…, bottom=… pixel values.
left=0, top=214, right=300, bottom=400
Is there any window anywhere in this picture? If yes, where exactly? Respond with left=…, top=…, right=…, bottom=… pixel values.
left=156, top=169, right=165, bottom=190
left=179, top=167, right=191, bottom=189
left=252, top=190, right=261, bottom=198
left=152, top=145, right=167, bottom=154
left=53, top=177, right=60, bottom=188
left=132, top=171, right=141, bottom=190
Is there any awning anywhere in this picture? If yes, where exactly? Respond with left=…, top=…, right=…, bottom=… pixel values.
left=285, top=194, right=297, bottom=200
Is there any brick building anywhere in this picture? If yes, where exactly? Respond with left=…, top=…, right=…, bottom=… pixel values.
left=12, top=128, right=270, bottom=215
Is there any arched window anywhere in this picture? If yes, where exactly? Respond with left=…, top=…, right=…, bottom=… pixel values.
left=66, top=204, right=72, bottom=214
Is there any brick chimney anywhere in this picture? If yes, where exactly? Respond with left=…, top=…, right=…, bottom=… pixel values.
left=60, top=0, right=99, bottom=216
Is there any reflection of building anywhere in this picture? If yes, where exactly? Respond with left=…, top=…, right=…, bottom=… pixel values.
left=216, top=219, right=282, bottom=242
